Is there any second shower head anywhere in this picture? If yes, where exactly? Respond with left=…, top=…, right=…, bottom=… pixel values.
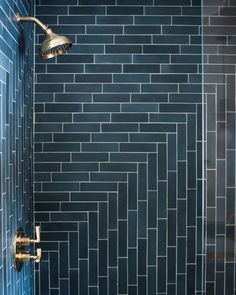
left=16, top=13, right=72, bottom=59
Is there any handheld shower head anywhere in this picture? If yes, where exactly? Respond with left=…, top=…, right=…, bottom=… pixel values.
left=16, top=13, right=72, bottom=59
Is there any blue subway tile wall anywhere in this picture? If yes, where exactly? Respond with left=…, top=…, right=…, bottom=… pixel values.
left=0, top=0, right=34, bottom=294
left=34, top=1, right=204, bottom=295
left=204, top=2, right=236, bottom=294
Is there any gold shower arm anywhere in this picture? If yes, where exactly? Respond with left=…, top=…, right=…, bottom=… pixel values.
left=16, top=13, right=49, bottom=35
left=15, top=13, right=72, bottom=59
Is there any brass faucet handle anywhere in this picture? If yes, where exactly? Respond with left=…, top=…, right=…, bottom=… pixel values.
left=34, top=248, right=42, bottom=263
left=29, top=225, right=41, bottom=244
left=16, top=225, right=41, bottom=245
left=34, top=225, right=41, bottom=243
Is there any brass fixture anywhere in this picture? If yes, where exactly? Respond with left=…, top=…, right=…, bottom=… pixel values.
left=15, top=225, right=41, bottom=246
left=15, top=248, right=42, bottom=263
left=15, top=13, right=72, bottom=59
left=13, top=226, right=42, bottom=272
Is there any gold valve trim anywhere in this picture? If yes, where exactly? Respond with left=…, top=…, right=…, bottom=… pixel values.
left=13, top=227, right=41, bottom=272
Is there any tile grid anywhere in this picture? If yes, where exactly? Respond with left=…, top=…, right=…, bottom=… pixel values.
left=204, top=1, right=236, bottom=294
left=34, top=1, right=204, bottom=295
left=0, top=0, right=34, bottom=294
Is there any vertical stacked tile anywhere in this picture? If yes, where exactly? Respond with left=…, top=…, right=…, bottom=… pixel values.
left=204, top=1, right=236, bottom=294
left=34, top=0, right=204, bottom=294
left=0, top=0, right=34, bottom=294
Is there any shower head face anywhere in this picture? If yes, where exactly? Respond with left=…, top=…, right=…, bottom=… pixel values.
left=39, top=30, right=72, bottom=59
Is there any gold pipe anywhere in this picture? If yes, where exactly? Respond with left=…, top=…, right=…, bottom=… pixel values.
left=15, top=13, right=48, bottom=34
left=15, top=13, right=72, bottom=59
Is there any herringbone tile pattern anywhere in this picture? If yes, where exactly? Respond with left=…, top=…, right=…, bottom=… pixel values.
left=34, top=1, right=204, bottom=294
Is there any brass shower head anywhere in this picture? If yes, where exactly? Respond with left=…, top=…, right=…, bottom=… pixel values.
left=16, top=13, right=72, bottom=59
left=38, top=30, right=72, bottom=59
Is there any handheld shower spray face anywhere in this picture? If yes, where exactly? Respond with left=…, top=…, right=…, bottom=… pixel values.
left=16, top=13, right=72, bottom=59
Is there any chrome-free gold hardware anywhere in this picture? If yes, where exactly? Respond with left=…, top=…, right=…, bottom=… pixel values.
left=13, top=226, right=42, bottom=272
left=15, top=248, right=42, bottom=263
left=16, top=225, right=41, bottom=246
left=15, top=13, right=72, bottom=59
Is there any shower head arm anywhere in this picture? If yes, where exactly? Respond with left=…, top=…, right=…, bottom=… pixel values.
left=16, top=13, right=49, bottom=35
left=16, top=13, right=72, bottom=59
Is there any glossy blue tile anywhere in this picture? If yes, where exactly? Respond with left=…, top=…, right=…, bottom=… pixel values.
left=101, top=162, right=137, bottom=172
left=82, top=143, right=118, bottom=152
left=109, top=268, right=117, bottom=295
left=188, top=152, right=196, bottom=189
left=123, top=64, right=160, bottom=73
left=128, top=173, right=137, bottom=210
left=89, top=212, right=98, bottom=248
left=110, top=153, right=146, bottom=162
left=79, top=222, right=88, bottom=258
left=148, top=229, right=157, bottom=266
left=118, top=221, right=127, bottom=257
left=128, top=211, right=137, bottom=248
left=44, top=142, right=80, bottom=152
left=40, top=262, right=50, bottom=294
left=118, top=183, right=127, bottom=219
left=148, top=192, right=157, bottom=228
left=99, top=277, right=108, bottom=295
left=69, top=6, right=105, bottom=14
left=118, top=259, right=127, bottom=294
left=138, top=239, right=147, bottom=276
left=177, top=238, right=186, bottom=273
left=178, top=199, right=187, bottom=236
left=97, top=15, right=133, bottom=24
left=99, top=240, right=107, bottom=276
left=92, top=133, right=128, bottom=142
left=120, top=143, right=156, bottom=152
left=79, top=260, right=89, bottom=295
left=99, top=203, right=108, bottom=239
left=187, top=264, right=196, bottom=295
left=158, top=219, right=167, bottom=256
left=138, top=201, right=147, bottom=238
left=69, top=232, right=79, bottom=268
left=168, top=172, right=176, bottom=208
left=89, top=250, right=98, bottom=286
left=107, top=6, right=143, bottom=15
left=70, top=270, right=79, bottom=295
left=158, top=182, right=167, bottom=219
left=148, top=267, right=156, bottom=295
left=138, top=163, right=147, bottom=201
left=138, top=276, right=146, bottom=295
left=60, top=243, right=69, bottom=278
left=109, top=231, right=117, bottom=267
left=91, top=172, right=126, bottom=182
